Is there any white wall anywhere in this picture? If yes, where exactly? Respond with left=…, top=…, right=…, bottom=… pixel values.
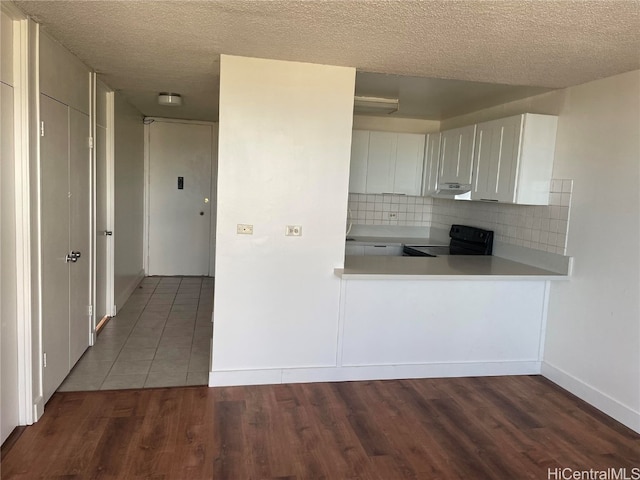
left=542, top=70, right=640, bottom=433
left=39, top=32, right=90, bottom=115
left=1, top=8, right=19, bottom=444
left=211, top=55, right=355, bottom=381
left=113, top=93, right=145, bottom=310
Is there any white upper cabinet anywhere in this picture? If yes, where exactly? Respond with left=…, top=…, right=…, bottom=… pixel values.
left=349, top=130, right=369, bottom=193
left=438, top=125, right=476, bottom=185
left=471, top=113, right=557, bottom=205
left=422, top=132, right=441, bottom=195
left=349, top=130, right=425, bottom=195
left=366, top=131, right=397, bottom=193
left=394, top=133, right=425, bottom=195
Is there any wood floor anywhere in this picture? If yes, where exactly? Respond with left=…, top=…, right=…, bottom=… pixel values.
left=1, top=376, right=638, bottom=479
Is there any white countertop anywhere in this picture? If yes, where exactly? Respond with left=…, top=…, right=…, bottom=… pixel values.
left=335, top=255, right=568, bottom=280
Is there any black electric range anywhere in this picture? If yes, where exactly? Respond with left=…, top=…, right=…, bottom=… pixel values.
left=403, top=225, right=494, bottom=257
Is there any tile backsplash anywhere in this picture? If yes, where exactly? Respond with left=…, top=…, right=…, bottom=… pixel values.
left=347, top=194, right=433, bottom=227
left=348, top=179, right=573, bottom=255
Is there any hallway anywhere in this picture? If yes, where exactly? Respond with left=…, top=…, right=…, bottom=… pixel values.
left=58, top=276, right=213, bottom=391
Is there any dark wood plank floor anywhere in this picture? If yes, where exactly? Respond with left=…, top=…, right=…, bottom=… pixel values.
left=1, top=376, right=638, bottom=479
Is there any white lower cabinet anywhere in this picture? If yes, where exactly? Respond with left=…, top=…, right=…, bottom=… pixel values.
left=345, top=244, right=365, bottom=256
left=345, top=243, right=403, bottom=256
left=363, top=245, right=403, bottom=256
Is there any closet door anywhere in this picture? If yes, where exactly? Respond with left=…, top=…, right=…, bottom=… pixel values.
left=40, top=94, right=71, bottom=402
left=69, top=107, right=91, bottom=366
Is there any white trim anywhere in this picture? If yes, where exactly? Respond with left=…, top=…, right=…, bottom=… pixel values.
left=8, top=10, right=36, bottom=425
left=32, top=21, right=44, bottom=421
left=209, top=360, right=542, bottom=387
left=143, top=123, right=150, bottom=273
left=90, top=72, right=97, bottom=345
left=104, top=89, right=115, bottom=316
left=542, top=362, right=640, bottom=434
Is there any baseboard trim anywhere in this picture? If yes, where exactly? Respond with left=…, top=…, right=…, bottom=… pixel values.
left=541, top=362, right=640, bottom=434
left=209, top=361, right=541, bottom=387
left=114, top=269, right=145, bottom=313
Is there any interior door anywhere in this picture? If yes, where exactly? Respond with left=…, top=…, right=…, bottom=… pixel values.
left=95, top=83, right=113, bottom=323
left=69, top=107, right=91, bottom=366
left=40, top=94, right=71, bottom=402
left=148, top=121, right=213, bottom=275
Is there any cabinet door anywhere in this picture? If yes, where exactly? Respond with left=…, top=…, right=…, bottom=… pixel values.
left=345, top=244, right=365, bottom=256
left=394, top=133, right=425, bottom=195
left=422, top=133, right=441, bottom=195
left=366, top=131, right=396, bottom=194
left=471, top=116, right=521, bottom=202
left=349, top=130, right=369, bottom=193
left=439, top=125, right=476, bottom=184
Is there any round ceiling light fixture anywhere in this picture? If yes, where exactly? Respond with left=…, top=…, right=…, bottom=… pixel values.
left=158, top=92, right=182, bottom=106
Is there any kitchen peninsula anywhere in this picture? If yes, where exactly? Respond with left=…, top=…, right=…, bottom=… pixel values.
left=329, top=231, right=570, bottom=383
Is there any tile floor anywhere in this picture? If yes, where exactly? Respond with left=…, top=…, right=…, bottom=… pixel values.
left=58, top=276, right=213, bottom=391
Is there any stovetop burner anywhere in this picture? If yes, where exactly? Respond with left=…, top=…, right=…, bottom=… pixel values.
left=403, top=225, right=494, bottom=257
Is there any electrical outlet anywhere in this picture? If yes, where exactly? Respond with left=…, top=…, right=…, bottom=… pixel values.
left=388, top=212, right=397, bottom=219
left=285, top=225, right=302, bottom=236
left=237, top=224, right=253, bottom=235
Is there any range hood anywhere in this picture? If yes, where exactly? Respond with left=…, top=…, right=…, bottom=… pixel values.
left=433, top=182, right=472, bottom=198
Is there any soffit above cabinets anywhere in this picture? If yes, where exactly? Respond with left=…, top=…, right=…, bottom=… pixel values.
left=14, top=0, right=640, bottom=122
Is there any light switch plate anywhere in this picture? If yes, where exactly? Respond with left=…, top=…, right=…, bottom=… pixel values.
left=285, top=225, right=302, bottom=236
left=237, top=224, right=253, bottom=235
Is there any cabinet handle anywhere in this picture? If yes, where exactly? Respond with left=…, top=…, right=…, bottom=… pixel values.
left=480, top=199, right=499, bottom=202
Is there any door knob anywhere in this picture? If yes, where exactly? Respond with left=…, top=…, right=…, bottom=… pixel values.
left=104, top=230, right=113, bottom=236
left=66, top=251, right=81, bottom=263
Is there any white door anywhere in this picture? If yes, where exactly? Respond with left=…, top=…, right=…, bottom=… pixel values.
left=40, top=95, right=91, bottom=401
left=148, top=121, right=213, bottom=275
left=95, top=83, right=113, bottom=323
left=68, top=107, right=91, bottom=366
left=40, top=94, right=71, bottom=402
left=1, top=76, right=20, bottom=444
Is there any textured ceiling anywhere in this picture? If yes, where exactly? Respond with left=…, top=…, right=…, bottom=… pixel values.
left=13, top=0, right=640, bottom=121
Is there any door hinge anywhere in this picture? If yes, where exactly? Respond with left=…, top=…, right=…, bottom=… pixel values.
left=43, top=352, right=47, bottom=368
left=40, top=121, right=45, bottom=137
left=88, top=305, right=93, bottom=316
left=88, top=136, right=94, bottom=149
